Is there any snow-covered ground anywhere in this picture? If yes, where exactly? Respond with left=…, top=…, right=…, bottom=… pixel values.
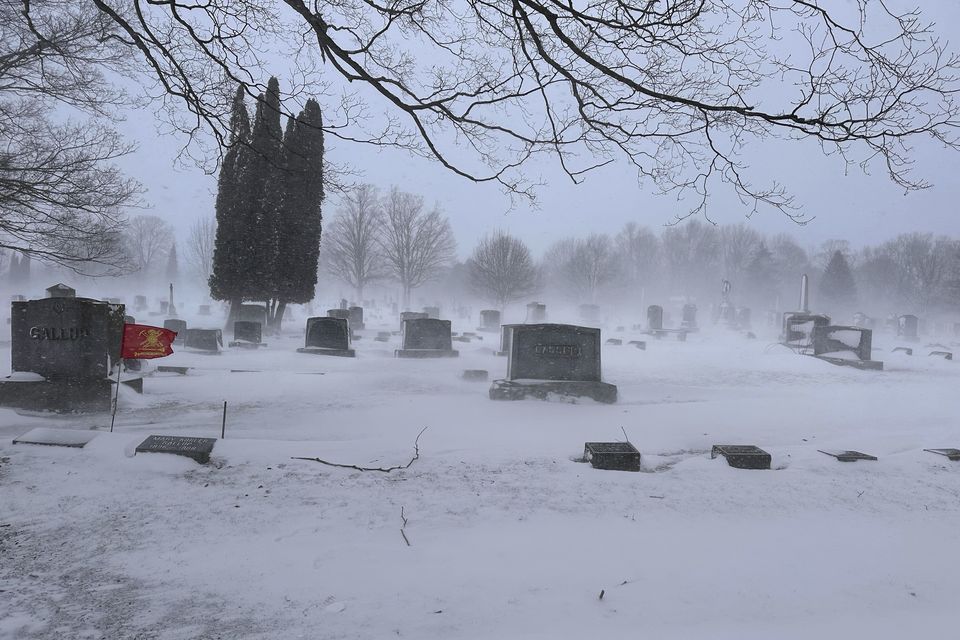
left=2, top=318, right=959, bottom=639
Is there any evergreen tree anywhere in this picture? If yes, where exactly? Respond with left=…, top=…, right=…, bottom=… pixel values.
left=819, top=250, right=857, bottom=309
left=269, top=99, right=324, bottom=331
left=744, top=242, right=778, bottom=308
left=165, top=243, right=179, bottom=284
left=209, top=86, right=252, bottom=318
left=246, top=77, right=284, bottom=306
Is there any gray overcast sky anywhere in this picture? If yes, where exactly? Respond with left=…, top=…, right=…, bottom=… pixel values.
left=113, top=1, right=960, bottom=259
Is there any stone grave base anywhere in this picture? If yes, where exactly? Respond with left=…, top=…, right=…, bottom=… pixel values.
left=228, top=341, right=267, bottom=349
left=476, top=327, right=500, bottom=333
left=488, top=379, right=618, bottom=404
left=395, top=349, right=459, bottom=358
left=0, top=377, right=113, bottom=413
left=297, top=347, right=356, bottom=358
left=813, top=355, right=884, bottom=371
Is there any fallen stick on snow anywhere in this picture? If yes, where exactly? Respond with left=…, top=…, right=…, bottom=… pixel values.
left=291, top=427, right=428, bottom=473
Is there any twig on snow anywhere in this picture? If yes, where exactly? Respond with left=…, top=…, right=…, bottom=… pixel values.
left=291, top=427, right=428, bottom=472
left=400, top=506, right=411, bottom=546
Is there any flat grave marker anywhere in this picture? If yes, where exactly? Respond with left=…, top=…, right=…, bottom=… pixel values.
left=818, top=449, right=878, bottom=462
left=13, top=427, right=99, bottom=449
left=135, top=435, right=217, bottom=464
left=583, top=442, right=641, bottom=472
left=711, top=445, right=771, bottom=470
left=461, top=369, right=489, bottom=381
left=924, top=448, right=960, bottom=461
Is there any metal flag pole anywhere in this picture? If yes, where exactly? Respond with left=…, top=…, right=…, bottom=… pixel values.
left=109, top=329, right=126, bottom=433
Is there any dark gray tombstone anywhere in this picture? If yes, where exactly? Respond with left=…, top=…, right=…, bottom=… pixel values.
left=327, top=308, right=351, bottom=322
left=0, top=295, right=124, bottom=412
left=811, top=325, right=882, bottom=370
left=478, top=310, right=501, bottom=332
left=818, top=450, right=877, bottom=462
left=525, top=302, right=547, bottom=323
left=135, top=435, right=217, bottom=464
left=198, top=304, right=212, bottom=316
left=164, top=318, right=187, bottom=338
left=348, top=306, right=365, bottom=330
left=238, top=304, right=268, bottom=327
left=711, top=445, right=771, bottom=470
left=681, top=304, right=698, bottom=329
left=781, top=312, right=831, bottom=349
left=584, top=442, right=641, bottom=472
left=134, top=295, right=148, bottom=311
left=230, top=321, right=263, bottom=347
left=462, top=369, right=489, bottom=381
left=46, top=283, right=76, bottom=298
left=400, top=311, right=428, bottom=328
left=423, top=306, right=440, bottom=319
left=647, top=305, right=663, bottom=331
left=298, top=317, right=355, bottom=357
left=183, top=328, right=222, bottom=353
left=898, top=314, right=919, bottom=340
left=395, top=318, right=458, bottom=358
left=490, top=323, right=617, bottom=403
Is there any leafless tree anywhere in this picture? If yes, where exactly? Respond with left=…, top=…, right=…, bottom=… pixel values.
left=185, top=215, right=216, bottom=284
left=123, top=215, right=175, bottom=276
left=1, top=0, right=140, bottom=272
left=467, top=230, right=539, bottom=309
left=814, top=240, right=855, bottom=271
left=660, top=221, right=721, bottom=298
left=378, top=187, right=456, bottom=307
left=879, top=233, right=958, bottom=311
left=615, top=223, right=659, bottom=289
left=720, top=224, right=762, bottom=283
left=326, top=184, right=387, bottom=299
left=79, top=1, right=960, bottom=219
left=543, top=234, right=618, bottom=302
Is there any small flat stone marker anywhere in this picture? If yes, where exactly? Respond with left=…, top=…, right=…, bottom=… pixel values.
left=711, top=445, right=771, bottom=470
left=461, top=369, right=489, bottom=381
left=584, top=442, right=641, bottom=472
left=818, top=449, right=878, bottom=462
left=924, top=448, right=960, bottom=461
left=156, top=366, right=191, bottom=375
left=628, top=340, right=646, bottom=350
left=930, top=351, right=953, bottom=360
left=605, top=338, right=622, bottom=346
left=135, top=435, right=217, bottom=464
left=13, top=427, right=98, bottom=449
left=892, top=347, right=913, bottom=355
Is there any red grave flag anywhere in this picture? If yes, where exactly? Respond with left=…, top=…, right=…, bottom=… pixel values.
left=121, top=324, right=177, bottom=359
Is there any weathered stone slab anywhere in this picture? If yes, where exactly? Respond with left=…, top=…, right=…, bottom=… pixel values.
left=461, top=369, right=489, bottom=381
left=232, top=321, right=262, bottom=345
left=489, top=379, right=617, bottom=404
left=183, top=328, right=222, bottom=353
left=924, top=448, right=960, bottom=461
left=478, top=310, right=501, bottom=332
left=13, top=427, right=99, bottom=448
left=930, top=351, right=953, bottom=360
left=605, top=338, right=622, bottom=346
left=0, top=377, right=113, bottom=413
left=164, top=318, right=187, bottom=338
left=348, top=306, right=365, bottom=330
left=711, top=445, right=771, bottom=470
left=818, top=449, right=878, bottom=462
left=584, top=442, right=641, bottom=471
left=135, top=435, right=217, bottom=464
left=156, top=366, right=190, bottom=375
left=892, top=347, right=913, bottom=355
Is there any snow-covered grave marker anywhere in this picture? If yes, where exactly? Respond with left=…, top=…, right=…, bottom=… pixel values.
left=135, top=435, right=217, bottom=464
left=183, top=328, right=223, bottom=354
left=13, top=427, right=98, bottom=449
left=298, top=316, right=355, bottom=357
left=395, top=318, right=459, bottom=358
left=490, top=323, right=618, bottom=404
left=929, top=350, right=953, bottom=360
left=817, top=450, right=878, bottom=462
left=892, top=347, right=913, bottom=355
left=583, top=442, right=641, bottom=472
left=924, top=448, right=960, bottom=461
left=229, top=320, right=265, bottom=349
left=711, top=445, right=771, bottom=470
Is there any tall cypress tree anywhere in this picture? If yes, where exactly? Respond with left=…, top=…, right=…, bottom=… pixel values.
left=209, top=86, right=252, bottom=318
left=246, top=77, right=284, bottom=307
left=269, top=99, right=324, bottom=330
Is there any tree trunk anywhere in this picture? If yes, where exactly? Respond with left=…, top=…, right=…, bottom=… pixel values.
left=226, top=297, right=242, bottom=329
left=273, top=301, right=287, bottom=334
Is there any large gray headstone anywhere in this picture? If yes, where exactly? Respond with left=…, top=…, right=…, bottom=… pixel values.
left=647, top=305, right=663, bottom=331
left=507, top=324, right=601, bottom=382
left=164, top=318, right=187, bottom=337
left=479, top=310, right=501, bottom=330
left=348, top=306, right=364, bottom=329
left=305, top=317, right=350, bottom=350
left=233, top=321, right=262, bottom=344
left=11, top=297, right=123, bottom=379
left=898, top=314, right=919, bottom=339
left=184, top=328, right=222, bottom=352
left=237, top=304, right=268, bottom=326
left=402, top=318, right=452, bottom=350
